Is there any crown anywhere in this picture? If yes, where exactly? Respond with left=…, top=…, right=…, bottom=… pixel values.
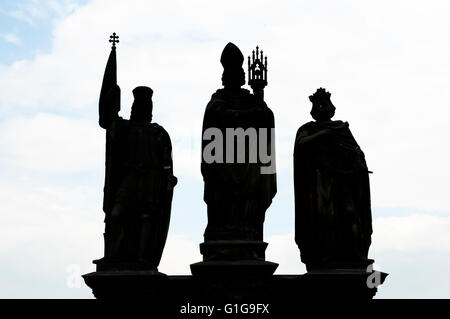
left=309, top=88, right=332, bottom=106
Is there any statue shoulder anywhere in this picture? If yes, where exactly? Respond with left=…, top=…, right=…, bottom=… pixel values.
left=295, top=121, right=318, bottom=143
left=211, top=88, right=225, bottom=100
left=210, top=88, right=252, bottom=101
left=260, top=100, right=274, bottom=115
left=297, top=121, right=315, bottom=134
left=328, top=120, right=348, bottom=128
left=150, top=122, right=172, bottom=143
left=297, top=120, right=347, bottom=133
left=109, top=117, right=128, bottom=132
left=208, top=89, right=225, bottom=105
left=240, top=88, right=252, bottom=97
left=205, top=90, right=228, bottom=113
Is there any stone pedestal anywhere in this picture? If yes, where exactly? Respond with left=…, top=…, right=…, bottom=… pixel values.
left=83, top=270, right=388, bottom=317
left=83, top=270, right=167, bottom=300
left=190, top=240, right=279, bottom=276
left=83, top=244, right=387, bottom=316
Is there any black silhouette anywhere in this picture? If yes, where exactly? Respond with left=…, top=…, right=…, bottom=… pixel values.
left=294, top=88, right=373, bottom=271
left=191, top=43, right=277, bottom=275
left=84, top=37, right=388, bottom=302
left=95, top=33, right=177, bottom=271
left=247, top=45, right=267, bottom=100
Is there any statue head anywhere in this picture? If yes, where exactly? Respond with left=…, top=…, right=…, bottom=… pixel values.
left=309, top=88, right=335, bottom=121
left=220, top=42, right=245, bottom=89
left=130, top=86, right=153, bottom=122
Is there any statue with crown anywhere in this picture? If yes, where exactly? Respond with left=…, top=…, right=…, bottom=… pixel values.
left=191, top=43, right=278, bottom=275
left=92, top=33, right=177, bottom=273
left=294, top=88, right=373, bottom=272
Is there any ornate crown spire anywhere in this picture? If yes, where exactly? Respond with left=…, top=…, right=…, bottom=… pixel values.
left=248, top=45, right=267, bottom=100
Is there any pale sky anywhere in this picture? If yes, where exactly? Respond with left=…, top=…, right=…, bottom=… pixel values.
left=1, top=0, right=450, bottom=298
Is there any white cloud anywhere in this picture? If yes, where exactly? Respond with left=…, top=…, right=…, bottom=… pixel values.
left=5, top=0, right=83, bottom=26
left=7, top=10, right=35, bottom=26
left=0, top=176, right=103, bottom=298
left=1, top=33, right=22, bottom=45
left=370, top=214, right=450, bottom=298
left=0, top=114, right=104, bottom=173
left=371, top=214, right=450, bottom=254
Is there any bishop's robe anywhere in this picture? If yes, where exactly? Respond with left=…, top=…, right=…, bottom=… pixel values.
left=201, top=88, right=277, bottom=242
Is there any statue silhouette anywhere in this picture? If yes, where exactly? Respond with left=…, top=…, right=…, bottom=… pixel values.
left=193, top=43, right=277, bottom=273
left=95, top=33, right=177, bottom=271
left=294, top=88, right=373, bottom=271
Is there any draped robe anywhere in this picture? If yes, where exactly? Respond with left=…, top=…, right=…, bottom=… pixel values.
left=201, top=88, right=277, bottom=242
left=294, top=120, right=372, bottom=270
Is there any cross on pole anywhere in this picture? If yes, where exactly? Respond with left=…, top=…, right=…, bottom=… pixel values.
left=109, top=32, right=119, bottom=49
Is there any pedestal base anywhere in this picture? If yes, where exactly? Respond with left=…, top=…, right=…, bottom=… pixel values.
left=199, top=240, right=269, bottom=260
left=82, top=270, right=167, bottom=299
left=306, top=258, right=375, bottom=272
left=300, top=268, right=388, bottom=300
left=93, top=258, right=159, bottom=272
left=190, top=259, right=279, bottom=277
left=191, top=240, right=279, bottom=276
left=83, top=270, right=388, bottom=317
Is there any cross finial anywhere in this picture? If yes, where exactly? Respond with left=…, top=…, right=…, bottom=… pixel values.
left=109, top=32, right=119, bottom=49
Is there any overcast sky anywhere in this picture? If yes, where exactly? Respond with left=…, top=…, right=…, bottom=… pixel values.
left=1, top=0, right=450, bottom=298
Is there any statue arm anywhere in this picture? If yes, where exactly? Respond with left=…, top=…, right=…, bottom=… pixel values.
left=297, top=129, right=329, bottom=145
left=99, top=84, right=121, bottom=129
left=296, top=122, right=349, bottom=147
left=161, top=128, right=178, bottom=189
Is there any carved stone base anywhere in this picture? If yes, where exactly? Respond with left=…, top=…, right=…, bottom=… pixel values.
left=190, top=259, right=279, bottom=277
left=83, top=270, right=388, bottom=317
left=301, top=268, right=388, bottom=300
left=93, top=258, right=158, bottom=272
left=199, top=240, right=269, bottom=260
left=305, top=258, right=375, bottom=272
left=83, top=270, right=167, bottom=299
left=190, top=240, right=279, bottom=276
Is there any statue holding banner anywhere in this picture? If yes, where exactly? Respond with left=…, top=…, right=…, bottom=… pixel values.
left=95, top=33, right=177, bottom=271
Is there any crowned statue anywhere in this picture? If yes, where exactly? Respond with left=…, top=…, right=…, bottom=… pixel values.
left=294, top=88, right=373, bottom=271
left=95, top=33, right=177, bottom=271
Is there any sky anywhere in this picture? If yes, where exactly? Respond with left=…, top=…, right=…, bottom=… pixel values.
left=0, top=0, right=450, bottom=298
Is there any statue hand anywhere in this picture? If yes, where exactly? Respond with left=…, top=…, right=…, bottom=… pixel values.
left=321, top=122, right=348, bottom=135
left=105, top=85, right=121, bottom=107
